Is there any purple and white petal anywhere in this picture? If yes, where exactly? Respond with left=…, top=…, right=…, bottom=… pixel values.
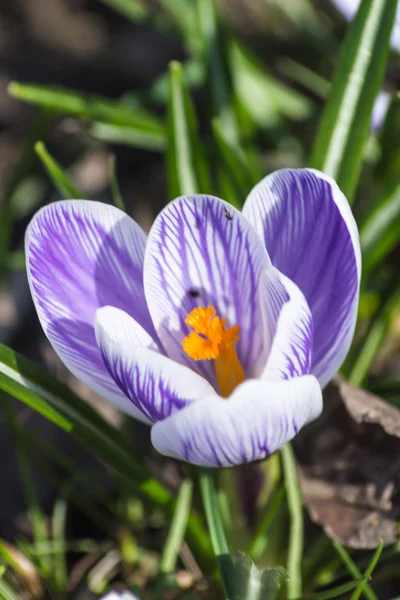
left=26, top=200, right=155, bottom=420
left=96, top=307, right=214, bottom=423
left=96, top=306, right=161, bottom=352
left=262, top=270, right=313, bottom=380
left=243, top=169, right=361, bottom=388
left=151, top=375, right=322, bottom=467
left=144, top=195, right=271, bottom=384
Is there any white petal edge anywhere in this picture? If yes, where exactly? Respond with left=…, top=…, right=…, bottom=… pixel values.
left=96, top=308, right=214, bottom=423
left=26, top=199, right=153, bottom=423
left=262, top=270, right=313, bottom=380
left=243, top=168, right=361, bottom=388
left=151, top=375, right=322, bottom=467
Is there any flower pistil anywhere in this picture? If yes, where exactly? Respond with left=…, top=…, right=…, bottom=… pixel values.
left=182, top=306, right=244, bottom=397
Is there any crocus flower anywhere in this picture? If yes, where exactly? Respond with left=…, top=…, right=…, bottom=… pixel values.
left=26, top=169, right=361, bottom=467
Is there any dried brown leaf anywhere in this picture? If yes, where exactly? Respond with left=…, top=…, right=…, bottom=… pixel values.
left=294, top=377, right=400, bottom=548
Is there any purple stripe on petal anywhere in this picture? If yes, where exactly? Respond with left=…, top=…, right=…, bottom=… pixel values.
left=262, top=270, right=313, bottom=380
left=144, top=195, right=271, bottom=386
left=26, top=200, right=156, bottom=420
left=243, top=169, right=361, bottom=388
left=96, top=326, right=213, bottom=423
left=151, top=376, right=322, bottom=467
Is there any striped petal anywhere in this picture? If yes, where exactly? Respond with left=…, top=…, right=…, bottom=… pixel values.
left=151, top=375, right=322, bottom=467
left=262, top=270, right=313, bottom=380
left=96, top=307, right=213, bottom=423
left=144, top=195, right=272, bottom=385
left=26, top=200, right=155, bottom=421
left=243, top=169, right=361, bottom=388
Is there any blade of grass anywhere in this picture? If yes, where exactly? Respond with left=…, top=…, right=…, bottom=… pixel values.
left=108, top=155, right=126, bottom=211
left=97, top=0, right=149, bottom=21
left=281, top=443, right=303, bottom=599
left=212, top=117, right=255, bottom=199
left=159, top=478, right=194, bottom=575
left=90, top=121, right=165, bottom=151
left=346, top=285, right=400, bottom=386
left=3, top=399, right=51, bottom=578
left=9, top=83, right=165, bottom=133
left=196, top=0, right=238, bottom=143
left=200, top=469, right=237, bottom=600
left=310, top=0, right=398, bottom=202
left=167, top=61, right=210, bottom=197
left=0, top=344, right=212, bottom=568
left=0, top=577, right=18, bottom=600
left=351, top=540, right=383, bottom=600
left=248, top=486, right=285, bottom=561
left=301, top=580, right=364, bottom=600
left=52, top=494, right=68, bottom=590
left=35, top=142, right=85, bottom=199
left=360, top=181, right=400, bottom=275
left=333, top=541, right=378, bottom=600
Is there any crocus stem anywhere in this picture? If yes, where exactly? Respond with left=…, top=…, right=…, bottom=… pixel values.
left=199, top=468, right=237, bottom=600
left=281, top=442, right=303, bottom=599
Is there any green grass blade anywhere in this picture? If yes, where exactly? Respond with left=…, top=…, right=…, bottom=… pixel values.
left=108, top=155, right=126, bottom=211
left=351, top=540, right=383, bottom=600
left=310, top=0, right=397, bottom=202
left=212, top=118, right=255, bottom=200
left=159, top=478, right=193, bottom=575
left=248, top=486, right=285, bottom=561
left=167, top=61, right=210, bottom=198
left=333, top=541, right=378, bottom=600
left=8, top=82, right=165, bottom=136
left=97, top=0, right=149, bottom=21
left=347, top=286, right=400, bottom=386
left=52, top=494, right=68, bottom=590
left=360, top=182, right=400, bottom=274
left=301, top=580, right=363, bottom=600
left=0, top=344, right=212, bottom=568
left=3, top=400, right=51, bottom=578
left=90, top=122, right=165, bottom=151
left=281, top=443, right=303, bottom=599
left=35, top=142, right=85, bottom=199
left=0, top=578, right=18, bottom=600
left=196, top=0, right=238, bottom=143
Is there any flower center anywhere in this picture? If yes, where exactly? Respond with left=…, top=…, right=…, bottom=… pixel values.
left=182, top=305, right=244, bottom=397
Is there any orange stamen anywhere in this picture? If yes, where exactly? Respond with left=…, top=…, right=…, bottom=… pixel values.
left=182, top=305, right=244, bottom=397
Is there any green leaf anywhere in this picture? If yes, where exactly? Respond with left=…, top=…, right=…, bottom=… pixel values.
left=310, top=0, right=397, bottom=202
left=332, top=541, right=378, bottom=600
left=346, top=284, right=400, bottom=386
left=159, top=478, right=193, bottom=575
left=231, top=42, right=312, bottom=128
left=166, top=61, right=210, bottom=197
left=300, top=580, right=363, bottom=600
left=196, top=0, right=238, bottom=143
left=0, top=344, right=212, bottom=568
left=90, top=122, right=165, bottom=151
left=8, top=83, right=166, bottom=147
left=97, top=0, right=149, bottom=21
left=351, top=540, right=383, bottom=600
left=35, top=142, right=85, bottom=199
left=360, top=181, right=400, bottom=274
left=212, top=118, right=256, bottom=200
left=233, top=552, right=287, bottom=600
left=108, top=155, right=126, bottom=211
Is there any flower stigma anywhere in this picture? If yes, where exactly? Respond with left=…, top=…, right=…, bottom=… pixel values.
left=182, top=306, right=244, bottom=398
